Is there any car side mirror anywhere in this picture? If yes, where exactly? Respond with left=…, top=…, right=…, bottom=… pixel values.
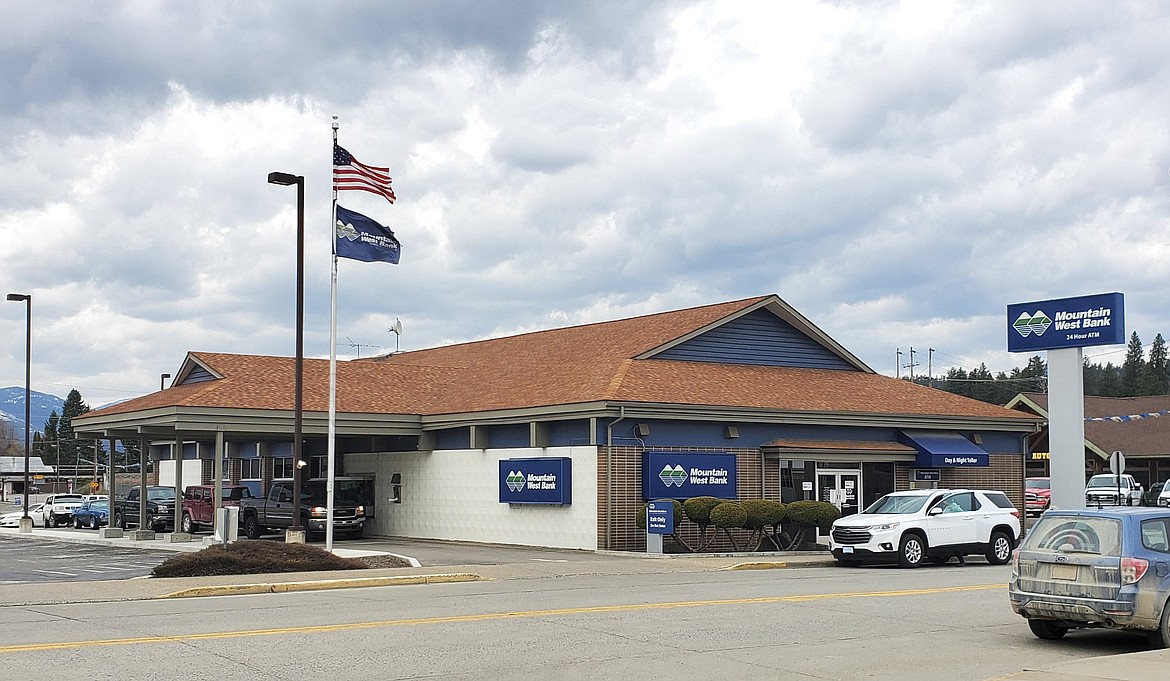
left=927, top=507, right=942, bottom=516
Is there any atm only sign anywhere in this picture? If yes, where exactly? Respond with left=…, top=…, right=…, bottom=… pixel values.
left=498, top=457, right=572, bottom=505
left=1008, top=292, right=1125, bottom=353
left=642, top=452, right=738, bottom=499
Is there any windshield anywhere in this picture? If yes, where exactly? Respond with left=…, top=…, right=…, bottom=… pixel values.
left=1086, top=475, right=1128, bottom=488
left=862, top=494, right=931, bottom=514
left=89, top=500, right=109, bottom=511
left=147, top=488, right=176, bottom=501
left=1026, top=478, right=1050, bottom=490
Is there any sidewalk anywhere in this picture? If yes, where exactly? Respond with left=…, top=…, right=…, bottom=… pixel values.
left=1, top=524, right=1166, bottom=680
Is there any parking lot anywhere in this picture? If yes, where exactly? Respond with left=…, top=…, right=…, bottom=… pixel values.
left=0, top=534, right=169, bottom=583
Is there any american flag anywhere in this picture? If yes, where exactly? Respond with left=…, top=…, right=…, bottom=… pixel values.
left=333, top=144, right=395, bottom=204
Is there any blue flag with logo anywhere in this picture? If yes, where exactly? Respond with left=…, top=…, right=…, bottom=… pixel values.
left=335, top=205, right=401, bottom=264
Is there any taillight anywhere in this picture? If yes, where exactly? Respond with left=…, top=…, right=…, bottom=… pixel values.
left=1121, top=557, right=1149, bottom=585
left=1010, top=509, right=1021, bottom=519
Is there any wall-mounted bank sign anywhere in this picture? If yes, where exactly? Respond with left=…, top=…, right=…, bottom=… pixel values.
left=1007, top=292, right=1125, bottom=353
left=499, top=457, right=572, bottom=505
left=643, top=452, right=737, bottom=499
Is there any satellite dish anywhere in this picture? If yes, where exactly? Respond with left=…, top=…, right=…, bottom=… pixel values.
left=392, top=318, right=403, bottom=335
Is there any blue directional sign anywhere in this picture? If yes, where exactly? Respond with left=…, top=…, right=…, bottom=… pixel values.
left=647, top=501, right=674, bottom=535
left=499, top=457, right=572, bottom=505
left=1008, top=292, right=1125, bottom=352
left=642, top=452, right=737, bottom=500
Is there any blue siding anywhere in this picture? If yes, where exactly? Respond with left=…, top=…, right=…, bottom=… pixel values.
left=489, top=424, right=530, bottom=448
left=549, top=419, right=591, bottom=446
left=653, top=308, right=856, bottom=370
left=181, top=367, right=216, bottom=384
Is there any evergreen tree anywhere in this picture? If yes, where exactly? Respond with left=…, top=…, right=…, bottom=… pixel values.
left=36, top=411, right=61, bottom=464
left=57, top=389, right=91, bottom=470
left=1121, top=332, right=1145, bottom=396
left=1143, top=333, right=1169, bottom=395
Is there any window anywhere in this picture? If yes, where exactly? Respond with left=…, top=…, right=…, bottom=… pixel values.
left=935, top=492, right=978, bottom=514
left=272, top=457, right=293, bottom=479
left=983, top=492, right=1015, bottom=509
left=240, top=458, right=261, bottom=481
left=1141, top=519, right=1170, bottom=553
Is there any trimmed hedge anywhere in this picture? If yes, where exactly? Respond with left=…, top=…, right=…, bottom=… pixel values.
left=784, top=500, right=840, bottom=530
left=740, top=498, right=786, bottom=530
left=710, top=501, right=747, bottom=528
left=682, top=496, right=724, bottom=527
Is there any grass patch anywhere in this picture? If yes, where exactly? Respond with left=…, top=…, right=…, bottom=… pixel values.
left=151, top=541, right=374, bottom=578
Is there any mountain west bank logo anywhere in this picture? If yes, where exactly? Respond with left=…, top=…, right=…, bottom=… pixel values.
left=335, top=217, right=360, bottom=242
left=1013, top=310, right=1052, bottom=337
left=505, top=470, right=526, bottom=493
left=659, top=465, right=688, bottom=487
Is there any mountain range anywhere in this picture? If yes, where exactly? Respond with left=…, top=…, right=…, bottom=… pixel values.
left=0, top=387, right=66, bottom=438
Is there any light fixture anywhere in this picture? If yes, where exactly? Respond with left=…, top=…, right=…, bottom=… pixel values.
left=724, top=425, right=740, bottom=439
left=269, top=170, right=306, bottom=540
left=635, top=423, right=650, bottom=437
left=6, top=293, right=31, bottom=529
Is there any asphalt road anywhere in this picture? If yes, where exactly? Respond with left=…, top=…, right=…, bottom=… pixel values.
left=0, top=535, right=169, bottom=583
left=0, top=562, right=1153, bottom=680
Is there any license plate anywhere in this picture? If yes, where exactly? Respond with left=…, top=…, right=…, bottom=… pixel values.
left=842, top=546, right=853, bottom=554
left=1051, top=563, right=1078, bottom=580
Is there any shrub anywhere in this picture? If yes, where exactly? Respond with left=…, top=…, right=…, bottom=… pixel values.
left=784, top=500, right=841, bottom=530
left=683, top=496, right=724, bottom=527
left=151, top=541, right=373, bottom=578
left=740, top=499, right=786, bottom=530
left=710, top=501, right=747, bottom=528
left=635, top=499, right=685, bottom=530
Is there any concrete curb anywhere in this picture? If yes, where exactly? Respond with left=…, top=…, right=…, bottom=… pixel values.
left=722, top=559, right=838, bottom=570
left=157, top=572, right=485, bottom=599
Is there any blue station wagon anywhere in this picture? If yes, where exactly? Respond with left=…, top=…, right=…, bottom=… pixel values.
left=1009, top=507, right=1170, bottom=647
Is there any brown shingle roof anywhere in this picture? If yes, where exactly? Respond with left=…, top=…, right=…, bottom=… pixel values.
left=81, top=296, right=1035, bottom=423
left=1017, top=392, right=1170, bottom=456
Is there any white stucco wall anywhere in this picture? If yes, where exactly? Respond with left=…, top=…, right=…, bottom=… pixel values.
left=345, top=446, right=599, bottom=550
left=157, top=460, right=202, bottom=488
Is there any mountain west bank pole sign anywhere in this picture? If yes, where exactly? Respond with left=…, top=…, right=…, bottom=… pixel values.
left=1008, top=292, right=1125, bottom=512
left=499, top=458, right=572, bottom=505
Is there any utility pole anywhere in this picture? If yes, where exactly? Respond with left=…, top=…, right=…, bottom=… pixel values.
left=927, top=348, right=935, bottom=388
left=904, top=346, right=919, bottom=379
left=896, top=349, right=902, bottom=378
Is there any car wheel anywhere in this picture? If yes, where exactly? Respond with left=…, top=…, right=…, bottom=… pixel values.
left=49, top=512, right=57, bottom=527
left=898, top=534, right=926, bottom=568
left=244, top=514, right=263, bottom=540
left=73, top=515, right=81, bottom=528
left=1028, top=619, right=1069, bottom=640
left=1149, top=599, right=1170, bottom=649
left=986, top=531, right=1013, bottom=565
left=115, top=512, right=126, bottom=530
left=181, top=513, right=194, bottom=534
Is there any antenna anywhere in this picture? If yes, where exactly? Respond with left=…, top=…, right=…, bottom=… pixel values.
left=345, top=336, right=379, bottom=359
left=389, top=318, right=403, bottom=353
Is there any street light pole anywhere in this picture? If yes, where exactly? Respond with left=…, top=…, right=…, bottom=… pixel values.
left=267, top=171, right=306, bottom=542
left=6, top=293, right=32, bottom=532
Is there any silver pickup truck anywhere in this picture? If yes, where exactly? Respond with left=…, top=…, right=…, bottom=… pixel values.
left=237, top=479, right=369, bottom=540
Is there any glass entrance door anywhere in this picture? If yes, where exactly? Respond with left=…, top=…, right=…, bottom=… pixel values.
left=817, top=470, right=862, bottom=518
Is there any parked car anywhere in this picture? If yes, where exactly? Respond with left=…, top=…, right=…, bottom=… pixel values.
left=1009, top=506, right=1170, bottom=647
left=239, top=479, right=370, bottom=540
left=828, top=488, right=1021, bottom=567
left=1160, top=485, right=1170, bottom=508
left=180, top=484, right=254, bottom=534
left=1085, top=473, right=1143, bottom=507
left=41, top=493, right=86, bottom=527
left=1141, top=481, right=1167, bottom=507
left=1026, top=477, right=1051, bottom=516
left=0, top=503, right=44, bottom=527
left=72, top=498, right=110, bottom=529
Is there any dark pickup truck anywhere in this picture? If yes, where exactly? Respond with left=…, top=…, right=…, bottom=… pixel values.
left=112, top=485, right=177, bottom=532
left=238, top=478, right=370, bottom=540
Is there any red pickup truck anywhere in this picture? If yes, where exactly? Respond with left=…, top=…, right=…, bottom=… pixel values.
left=180, top=484, right=255, bottom=534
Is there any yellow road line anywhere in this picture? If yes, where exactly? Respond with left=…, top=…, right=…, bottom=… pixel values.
left=0, top=583, right=1005, bottom=654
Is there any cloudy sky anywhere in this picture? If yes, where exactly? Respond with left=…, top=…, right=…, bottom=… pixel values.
left=1, top=0, right=1169, bottom=406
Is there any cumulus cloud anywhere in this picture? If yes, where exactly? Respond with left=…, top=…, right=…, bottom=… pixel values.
left=1, top=0, right=1169, bottom=405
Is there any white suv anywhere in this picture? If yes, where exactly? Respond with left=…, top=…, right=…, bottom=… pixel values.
left=40, top=493, right=86, bottom=527
left=828, top=489, right=1022, bottom=568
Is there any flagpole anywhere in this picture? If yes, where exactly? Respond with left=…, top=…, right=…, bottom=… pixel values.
left=326, top=116, right=340, bottom=552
